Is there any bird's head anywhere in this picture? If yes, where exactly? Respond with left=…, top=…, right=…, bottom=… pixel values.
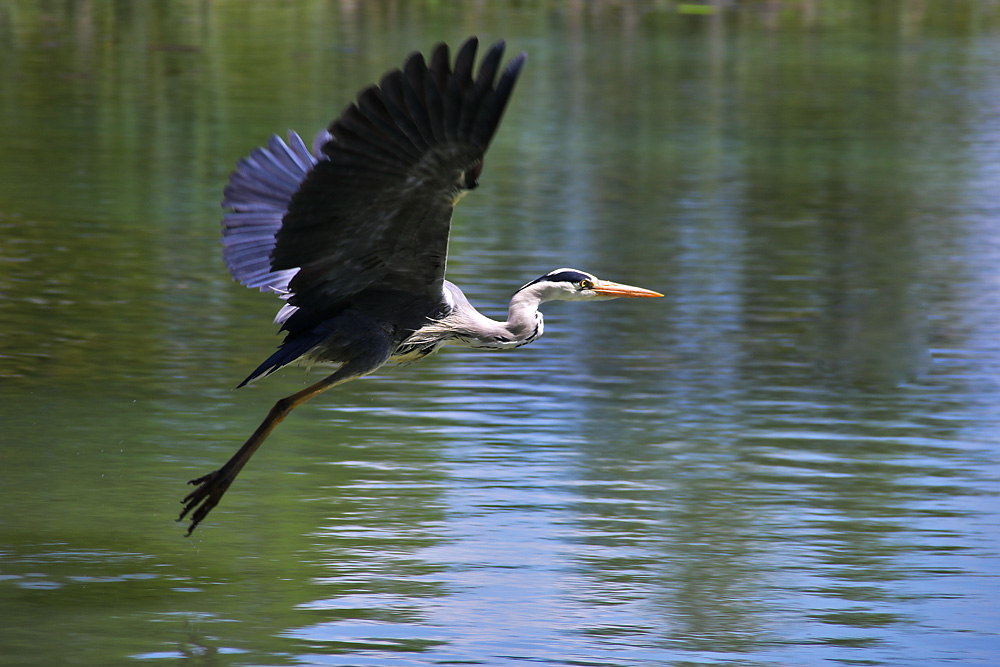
left=517, top=268, right=663, bottom=303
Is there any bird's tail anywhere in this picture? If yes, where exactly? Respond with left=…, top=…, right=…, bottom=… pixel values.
left=237, top=330, right=330, bottom=387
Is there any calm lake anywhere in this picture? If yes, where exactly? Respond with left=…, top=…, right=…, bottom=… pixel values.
left=2, top=2, right=1000, bottom=665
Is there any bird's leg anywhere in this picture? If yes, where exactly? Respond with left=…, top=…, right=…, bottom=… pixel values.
left=178, top=365, right=362, bottom=536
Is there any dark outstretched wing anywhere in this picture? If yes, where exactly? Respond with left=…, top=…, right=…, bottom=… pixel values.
left=255, top=38, right=523, bottom=332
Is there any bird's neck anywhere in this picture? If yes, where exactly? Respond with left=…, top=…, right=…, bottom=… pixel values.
left=438, top=285, right=546, bottom=349
left=404, top=283, right=548, bottom=352
left=504, top=289, right=544, bottom=342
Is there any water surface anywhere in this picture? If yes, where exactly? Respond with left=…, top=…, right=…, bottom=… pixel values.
left=2, top=2, right=1000, bottom=666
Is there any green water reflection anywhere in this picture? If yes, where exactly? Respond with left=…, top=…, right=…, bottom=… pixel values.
left=2, top=1, right=1000, bottom=666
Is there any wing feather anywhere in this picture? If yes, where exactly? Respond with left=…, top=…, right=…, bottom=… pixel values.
left=379, top=71, right=430, bottom=152
left=355, top=87, right=423, bottom=161
left=452, top=38, right=478, bottom=92
left=220, top=130, right=320, bottom=294
left=474, top=41, right=505, bottom=94
left=422, top=69, right=446, bottom=143
left=429, top=42, right=451, bottom=95
left=401, top=54, right=436, bottom=146
left=282, top=132, right=314, bottom=168
left=472, top=54, right=526, bottom=147
left=329, top=105, right=414, bottom=171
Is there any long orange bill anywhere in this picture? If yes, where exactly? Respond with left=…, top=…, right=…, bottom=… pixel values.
left=593, top=280, right=664, bottom=298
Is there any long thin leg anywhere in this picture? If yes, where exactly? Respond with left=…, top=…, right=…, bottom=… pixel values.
left=178, top=357, right=380, bottom=535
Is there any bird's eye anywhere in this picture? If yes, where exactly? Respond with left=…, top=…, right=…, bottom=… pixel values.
left=580, top=279, right=594, bottom=290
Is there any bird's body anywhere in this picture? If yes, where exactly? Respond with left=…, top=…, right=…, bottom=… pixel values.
left=179, top=37, right=661, bottom=534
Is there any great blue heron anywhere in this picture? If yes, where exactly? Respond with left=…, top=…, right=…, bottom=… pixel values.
left=179, top=37, right=662, bottom=535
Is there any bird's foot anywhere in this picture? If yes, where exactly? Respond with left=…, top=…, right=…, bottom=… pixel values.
left=178, top=468, right=235, bottom=536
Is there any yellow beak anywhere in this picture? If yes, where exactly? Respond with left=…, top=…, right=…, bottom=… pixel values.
left=593, top=280, right=664, bottom=298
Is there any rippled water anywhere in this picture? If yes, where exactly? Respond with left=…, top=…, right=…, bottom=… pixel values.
left=2, top=2, right=1000, bottom=666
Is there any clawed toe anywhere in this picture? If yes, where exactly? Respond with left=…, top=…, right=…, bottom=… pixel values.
left=178, top=469, right=233, bottom=536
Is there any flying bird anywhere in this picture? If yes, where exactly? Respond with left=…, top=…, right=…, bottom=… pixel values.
left=179, top=37, right=661, bottom=534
